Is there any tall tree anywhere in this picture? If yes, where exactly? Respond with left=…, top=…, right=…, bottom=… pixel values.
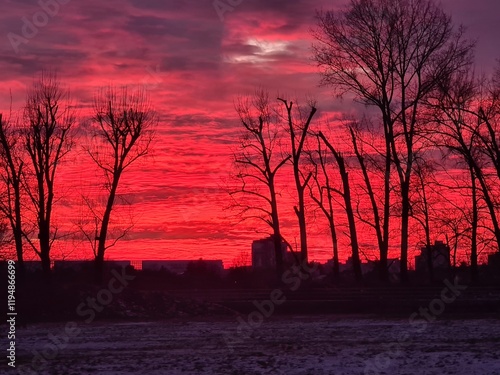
left=23, top=74, right=75, bottom=278
left=307, top=133, right=341, bottom=279
left=230, top=90, right=290, bottom=275
left=434, top=170, right=479, bottom=280
left=349, top=123, right=391, bottom=281
left=429, top=70, right=500, bottom=264
left=319, top=131, right=363, bottom=281
left=87, top=87, right=156, bottom=280
left=475, top=63, right=500, bottom=181
left=0, top=114, right=25, bottom=275
left=409, top=154, right=439, bottom=282
left=278, top=98, right=317, bottom=263
left=313, top=0, right=473, bottom=282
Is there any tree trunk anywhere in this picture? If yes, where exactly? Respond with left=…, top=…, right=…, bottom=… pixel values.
left=96, top=174, right=120, bottom=282
left=400, top=180, right=410, bottom=284
left=380, top=144, right=391, bottom=283
left=342, top=171, right=362, bottom=281
left=293, top=163, right=308, bottom=264
left=378, top=135, right=392, bottom=283
left=473, top=162, right=500, bottom=251
left=320, top=132, right=362, bottom=281
left=420, top=173, right=434, bottom=284
left=14, top=182, right=24, bottom=278
left=351, top=127, right=388, bottom=282
left=272, top=228, right=284, bottom=277
left=329, top=217, right=340, bottom=280
left=39, top=239, right=51, bottom=282
left=470, top=166, right=478, bottom=282
left=269, top=176, right=283, bottom=276
left=282, top=99, right=315, bottom=265
left=13, top=227, right=24, bottom=277
left=294, top=200, right=308, bottom=264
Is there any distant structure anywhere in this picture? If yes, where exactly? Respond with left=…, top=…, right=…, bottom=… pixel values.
left=54, top=260, right=130, bottom=272
left=130, top=260, right=142, bottom=270
left=415, top=240, right=450, bottom=273
left=334, top=257, right=400, bottom=275
left=386, top=258, right=401, bottom=274
left=24, top=260, right=44, bottom=272
left=53, top=260, right=92, bottom=272
left=251, top=235, right=288, bottom=269
left=339, top=257, right=375, bottom=274
left=142, top=259, right=223, bottom=275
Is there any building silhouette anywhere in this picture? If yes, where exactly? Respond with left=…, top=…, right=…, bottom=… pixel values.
left=488, top=252, right=500, bottom=269
left=251, top=235, right=288, bottom=269
left=415, top=240, right=450, bottom=273
left=142, top=260, right=223, bottom=275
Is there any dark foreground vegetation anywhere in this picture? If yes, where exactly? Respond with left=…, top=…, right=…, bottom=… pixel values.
left=2, top=264, right=499, bottom=325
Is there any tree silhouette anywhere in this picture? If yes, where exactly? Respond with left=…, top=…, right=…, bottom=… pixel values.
left=23, top=74, right=75, bottom=278
left=87, top=86, right=156, bottom=281
left=0, top=113, right=25, bottom=275
left=278, top=97, right=317, bottom=264
left=428, top=69, right=498, bottom=279
left=348, top=122, right=392, bottom=281
left=409, top=154, right=439, bottom=283
left=230, top=90, right=290, bottom=275
left=313, top=0, right=473, bottom=282
left=318, top=131, right=362, bottom=281
left=307, top=132, right=341, bottom=279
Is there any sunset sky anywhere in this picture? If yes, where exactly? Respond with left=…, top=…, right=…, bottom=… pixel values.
left=1, top=0, right=499, bottom=266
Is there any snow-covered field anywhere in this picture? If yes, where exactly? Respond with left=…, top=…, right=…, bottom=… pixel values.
left=12, top=317, right=500, bottom=375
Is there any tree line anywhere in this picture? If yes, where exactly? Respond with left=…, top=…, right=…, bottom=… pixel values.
left=230, top=0, right=500, bottom=283
left=0, top=74, right=156, bottom=282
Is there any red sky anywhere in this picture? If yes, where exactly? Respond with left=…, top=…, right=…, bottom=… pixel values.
left=0, top=0, right=499, bottom=267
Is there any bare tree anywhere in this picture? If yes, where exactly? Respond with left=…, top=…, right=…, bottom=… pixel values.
left=475, top=63, right=500, bottom=180
left=349, top=123, right=392, bottom=281
left=0, top=220, right=10, bottom=253
left=313, top=0, right=473, bottom=282
left=23, top=74, right=75, bottom=278
left=469, top=163, right=479, bottom=280
left=87, top=86, right=156, bottom=280
left=434, top=170, right=480, bottom=280
left=318, top=131, right=363, bottom=281
left=307, top=133, right=341, bottom=279
left=278, top=97, right=317, bottom=263
left=427, top=65, right=500, bottom=281
left=429, top=69, right=500, bottom=265
left=229, top=90, right=290, bottom=275
left=409, top=154, right=439, bottom=282
left=0, top=113, right=25, bottom=274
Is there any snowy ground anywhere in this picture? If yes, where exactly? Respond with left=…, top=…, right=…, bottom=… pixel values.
left=10, top=317, right=500, bottom=375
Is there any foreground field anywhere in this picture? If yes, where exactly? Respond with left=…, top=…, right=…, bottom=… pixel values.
left=12, top=317, right=500, bottom=375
